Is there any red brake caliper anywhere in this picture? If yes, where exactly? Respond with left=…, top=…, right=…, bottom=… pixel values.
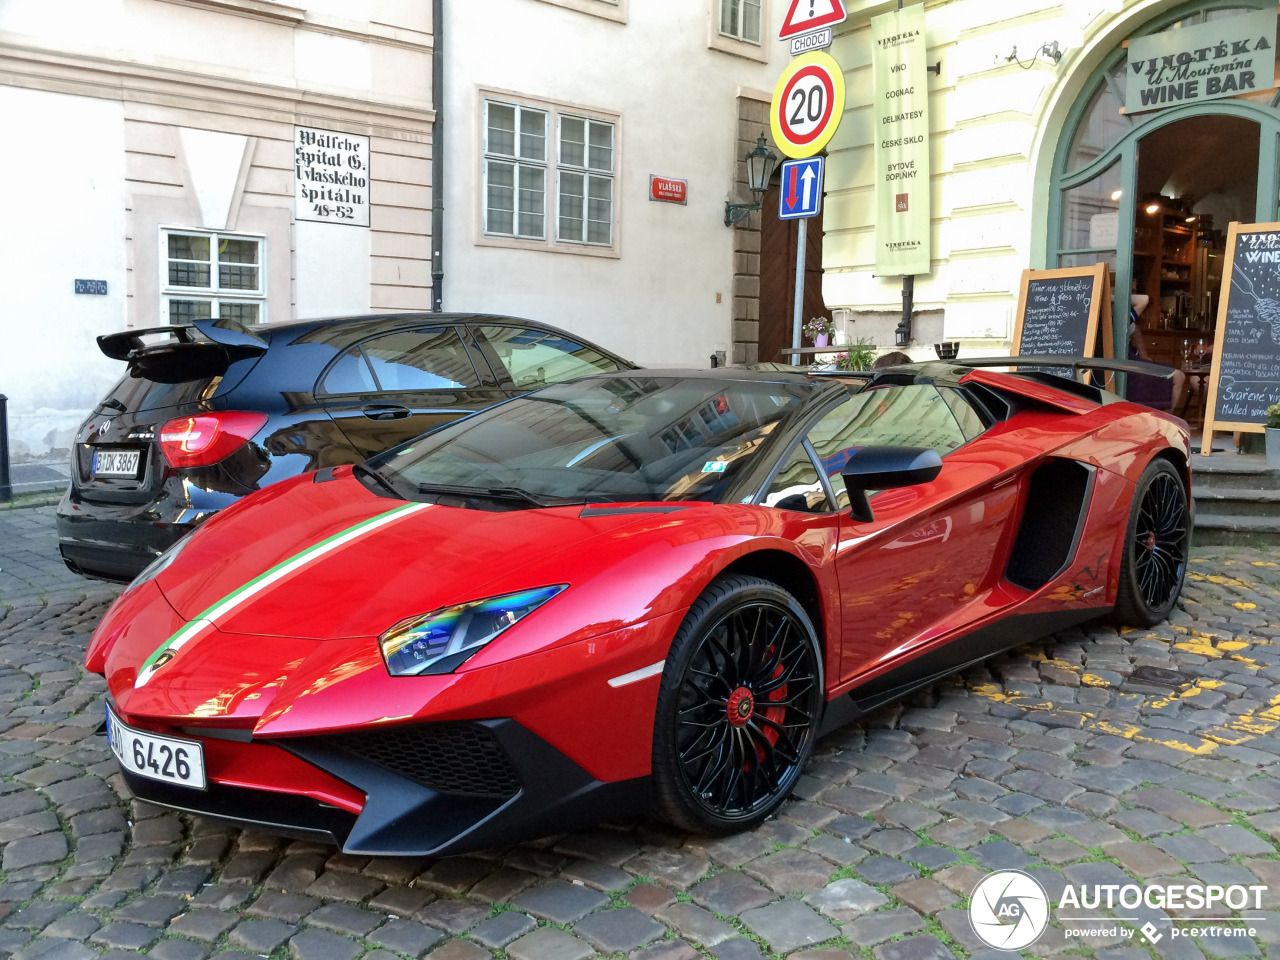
left=726, top=649, right=787, bottom=767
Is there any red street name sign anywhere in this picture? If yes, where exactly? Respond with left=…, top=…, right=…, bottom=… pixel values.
left=649, top=176, right=688, bottom=204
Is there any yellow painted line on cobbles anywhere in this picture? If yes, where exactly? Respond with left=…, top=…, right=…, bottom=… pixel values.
left=969, top=624, right=1276, bottom=755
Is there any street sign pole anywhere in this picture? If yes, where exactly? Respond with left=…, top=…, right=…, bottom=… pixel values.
left=771, top=54, right=840, bottom=363
left=778, top=156, right=825, bottom=356
left=792, top=221, right=807, bottom=353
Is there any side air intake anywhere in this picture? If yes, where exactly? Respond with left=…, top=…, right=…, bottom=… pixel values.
left=1005, top=459, right=1094, bottom=591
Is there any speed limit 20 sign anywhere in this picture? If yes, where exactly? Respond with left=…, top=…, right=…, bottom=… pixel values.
left=770, top=51, right=845, bottom=158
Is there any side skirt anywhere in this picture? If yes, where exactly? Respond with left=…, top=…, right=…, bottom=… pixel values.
left=818, top=607, right=1109, bottom=735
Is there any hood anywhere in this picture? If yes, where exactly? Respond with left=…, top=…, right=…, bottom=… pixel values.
left=153, top=473, right=631, bottom=642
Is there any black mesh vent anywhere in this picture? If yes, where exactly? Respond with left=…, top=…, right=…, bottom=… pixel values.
left=327, top=723, right=520, bottom=798
left=1006, top=459, right=1092, bottom=591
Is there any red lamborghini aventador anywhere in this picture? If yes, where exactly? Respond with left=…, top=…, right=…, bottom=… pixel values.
left=87, top=358, right=1191, bottom=855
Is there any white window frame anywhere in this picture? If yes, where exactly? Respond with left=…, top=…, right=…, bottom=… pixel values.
left=719, top=0, right=761, bottom=43
left=478, top=90, right=621, bottom=259
left=555, top=114, right=615, bottom=247
left=482, top=100, right=549, bottom=241
left=159, top=228, right=267, bottom=325
left=707, top=0, right=769, bottom=62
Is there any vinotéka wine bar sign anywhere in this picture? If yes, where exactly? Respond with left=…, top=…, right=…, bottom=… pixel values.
left=1125, top=8, right=1276, bottom=114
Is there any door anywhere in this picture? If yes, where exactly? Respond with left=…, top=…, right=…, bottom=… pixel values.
left=760, top=175, right=831, bottom=365
left=470, top=324, right=624, bottom=395
left=804, top=385, right=1018, bottom=682
left=319, top=327, right=507, bottom=456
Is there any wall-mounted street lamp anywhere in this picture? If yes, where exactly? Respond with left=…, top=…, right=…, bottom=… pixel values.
left=724, top=135, right=779, bottom=227
left=1001, top=40, right=1063, bottom=69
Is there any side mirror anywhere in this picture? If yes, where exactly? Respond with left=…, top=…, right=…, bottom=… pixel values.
left=841, top=446, right=942, bottom=522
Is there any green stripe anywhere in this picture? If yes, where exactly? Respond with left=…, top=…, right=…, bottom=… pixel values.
left=136, top=502, right=423, bottom=678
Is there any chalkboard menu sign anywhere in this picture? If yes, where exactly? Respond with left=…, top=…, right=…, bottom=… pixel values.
left=1202, top=222, right=1280, bottom=454
left=1011, top=264, right=1112, bottom=378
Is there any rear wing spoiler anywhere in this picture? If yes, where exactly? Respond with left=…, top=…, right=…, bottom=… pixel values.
left=97, top=319, right=268, bottom=361
left=953, top=356, right=1175, bottom=380
left=96, top=319, right=267, bottom=383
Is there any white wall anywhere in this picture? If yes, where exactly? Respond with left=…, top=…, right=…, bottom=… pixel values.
left=443, top=0, right=789, bottom=367
left=295, top=220, right=373, bottom=318
left=0, top=88, right=126, bottom=461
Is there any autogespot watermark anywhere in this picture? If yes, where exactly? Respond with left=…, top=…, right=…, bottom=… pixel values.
left=969, top=871, right=1269, bottom=949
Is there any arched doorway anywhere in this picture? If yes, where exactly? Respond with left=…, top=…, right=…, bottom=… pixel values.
left=1047, top=0, right=1280, bottom=378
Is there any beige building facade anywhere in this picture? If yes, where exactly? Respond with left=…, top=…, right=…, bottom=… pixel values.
left=0, top=0, right=434, bottom=460
left=820, top=0, right=1280, bottom=361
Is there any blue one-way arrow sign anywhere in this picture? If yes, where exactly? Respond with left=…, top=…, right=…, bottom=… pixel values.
left=778, top=156, right=823, bottom=220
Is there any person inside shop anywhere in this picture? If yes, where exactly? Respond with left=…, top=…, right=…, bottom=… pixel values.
left=1126, top=292, right=1192, bottom=412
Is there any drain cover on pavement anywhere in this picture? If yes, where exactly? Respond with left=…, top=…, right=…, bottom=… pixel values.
left=1128, top=665, right=1187, bottom=687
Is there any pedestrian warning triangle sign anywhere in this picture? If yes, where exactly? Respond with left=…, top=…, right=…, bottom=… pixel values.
left=778, top=0, right=848, bottom=39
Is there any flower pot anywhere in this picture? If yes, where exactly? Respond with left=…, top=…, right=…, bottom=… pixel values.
left=1267, top=427, right=1280, bottom=469
left=814, top=333, right=830, bottom=348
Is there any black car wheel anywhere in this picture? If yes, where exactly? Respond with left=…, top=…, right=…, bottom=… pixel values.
left=652, top=575, right=823, bottom=834
left=1113, top=458, right=1190, bottom=627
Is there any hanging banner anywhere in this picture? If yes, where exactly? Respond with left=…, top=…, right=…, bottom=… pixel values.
left=1125, top=8, right=1276, bottom=114
left=871, top=3, right=931, bottom=276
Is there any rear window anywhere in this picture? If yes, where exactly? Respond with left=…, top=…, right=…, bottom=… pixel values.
left=98, top=373, right=218, bottom=414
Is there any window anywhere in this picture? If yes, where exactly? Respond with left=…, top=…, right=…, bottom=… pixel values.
left=321, top=329, right=480, bottom=395
left=558, top=116, right=614, bottom=245
left=807, top=386, right=969, bottom=508
left=482, top=96, right=617, bottom=251
left=478, top=326, right=621, bottom=387
left=762, top=442, right=829, bottom=512
left=940, top=389, right=988, bottom=441
left=720, top=0, right=761, bottom=43
left=162, top=231, right=264, bottom=325
left=484, top=101, right=548, bottom=239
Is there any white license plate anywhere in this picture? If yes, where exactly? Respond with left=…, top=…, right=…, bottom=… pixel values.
left=106, top=705, right=206, bottom=790
left=93, top=449, right=142, bottom=478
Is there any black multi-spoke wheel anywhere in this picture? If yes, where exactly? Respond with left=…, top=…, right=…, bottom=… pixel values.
left=652, top=575, right=822, bottom=833
left=1114, top=458, right=1191, bottom=627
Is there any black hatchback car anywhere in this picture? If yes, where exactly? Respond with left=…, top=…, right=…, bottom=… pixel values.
left=58, top=314, right=634, bottom=581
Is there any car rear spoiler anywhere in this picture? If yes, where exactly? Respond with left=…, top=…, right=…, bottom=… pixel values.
left=97, top=319, right=268, bottom=383
left=954, top=356, right=1175, bottom=379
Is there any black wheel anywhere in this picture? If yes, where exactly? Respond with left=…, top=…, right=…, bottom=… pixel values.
left=1114, top=458, right=1191, bottom=627
left=652, top=575, right=823, bottom=834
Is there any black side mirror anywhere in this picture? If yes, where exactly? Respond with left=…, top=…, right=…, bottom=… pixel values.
left=841, top=446, right=942, bottom=522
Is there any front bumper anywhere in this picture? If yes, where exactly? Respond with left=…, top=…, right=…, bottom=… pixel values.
left=117, top=717, right=651, bottom=856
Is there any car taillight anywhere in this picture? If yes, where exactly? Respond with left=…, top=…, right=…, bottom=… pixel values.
left=158, top=412, right=267, bottom=468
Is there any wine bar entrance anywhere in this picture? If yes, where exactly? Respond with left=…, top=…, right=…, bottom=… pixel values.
left=1130, top=114, right=1260, bottom=416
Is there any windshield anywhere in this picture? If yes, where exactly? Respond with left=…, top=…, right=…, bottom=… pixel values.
left=372, top=376, right=811, bottom=504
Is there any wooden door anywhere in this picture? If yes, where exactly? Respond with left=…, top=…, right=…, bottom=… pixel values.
left=759, top=176, right=831, bottom=365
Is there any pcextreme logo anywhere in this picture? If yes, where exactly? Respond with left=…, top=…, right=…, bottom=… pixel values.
left=969, top=871, right=1270, bottom=948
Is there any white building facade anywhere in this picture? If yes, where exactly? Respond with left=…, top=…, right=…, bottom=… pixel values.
left=437, top=0, right=792, bottom=369
left=0, top=0, right=434, bottom=463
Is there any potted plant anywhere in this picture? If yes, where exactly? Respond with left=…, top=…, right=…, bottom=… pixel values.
left=1267, top=403, right=1280, bottom=469
left=835, top=338, right=877, bottom=372
left=803, top=316, right=836, bottom=349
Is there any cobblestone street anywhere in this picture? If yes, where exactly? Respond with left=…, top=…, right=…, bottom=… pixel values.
left=3, top=505, right=1280, bottom=960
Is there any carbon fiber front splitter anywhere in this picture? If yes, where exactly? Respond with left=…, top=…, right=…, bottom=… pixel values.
left=120, top=718, right=652, bottom=857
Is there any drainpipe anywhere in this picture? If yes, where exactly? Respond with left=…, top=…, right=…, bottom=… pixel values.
left=0, top=395, right=11, bottom=502
left=430, top=0, right=445, bottom=312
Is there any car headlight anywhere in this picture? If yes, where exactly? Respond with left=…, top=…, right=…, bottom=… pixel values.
left=378, top=585, right=567, bottom=677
